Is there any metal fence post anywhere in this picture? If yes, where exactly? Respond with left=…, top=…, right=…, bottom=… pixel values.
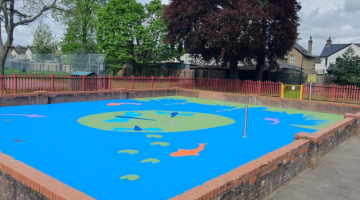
left=131, top=76, right=134, bottom=89
left=309, top=75, right=313, bottom=101
left=168, top=76, right=171, bottom=88
left=151, top=76, right=154, bottom=89
left=13, top=74, right=17, bottom=94
left=108, top=75, right=112, bottom=90
left=258, top=81, right=261, bottom=96
left=183, top=76, right=186, bottom=88
left=82, top=75, right=86, bottom=91
left=51, top=74, right=55, bottom=92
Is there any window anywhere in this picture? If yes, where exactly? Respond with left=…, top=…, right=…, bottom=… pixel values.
left=290, top=55, right=295, bottom=63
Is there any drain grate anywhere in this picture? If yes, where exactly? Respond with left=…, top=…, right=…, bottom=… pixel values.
left=13, top=140, right=23, bottom=143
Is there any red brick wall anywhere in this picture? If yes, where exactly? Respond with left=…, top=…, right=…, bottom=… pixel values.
left=170, top=114, right=360, bottom=200
left=0, top=89, right=177, bottom=107
left=0, top=152, right=94, bottom=200
left=171, top=140, right=310, bottom=200
left=177, top=89, right=360, bottom=115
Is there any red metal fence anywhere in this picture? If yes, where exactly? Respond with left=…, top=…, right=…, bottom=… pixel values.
left=194, top=78, right=281, bottom=97
left=3, top=74, right=360, bottom=105
left=0, top=75, right=280, bottom=97
left=303, top=83, right=360, bottom=104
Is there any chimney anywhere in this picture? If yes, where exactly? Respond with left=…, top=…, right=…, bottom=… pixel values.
left=327, top=37, right=332, bottom=46
left=27, top=45, right=30, bottom=48
left=308, top=37, right=313, bottom=55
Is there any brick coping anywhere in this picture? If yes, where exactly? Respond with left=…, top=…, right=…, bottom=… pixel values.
left=0, top=152, right=95, bottom=200
left=170, top=110, right=359, bottom=199
left=170, top=139, right=310, bottom=200
left=177, top=88, right=360, bottom=109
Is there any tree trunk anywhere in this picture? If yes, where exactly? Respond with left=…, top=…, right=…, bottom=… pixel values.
left=0, top=45, right=10, bottom=75
left=229, top=59, right=239, bottom=80
left=254, top=57, right=265, bottom=81
left=255, top=47, right=266, bottom=81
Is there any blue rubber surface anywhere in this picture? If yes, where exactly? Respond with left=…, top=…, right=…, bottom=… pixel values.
left=0, top=97, right=329, bottom=200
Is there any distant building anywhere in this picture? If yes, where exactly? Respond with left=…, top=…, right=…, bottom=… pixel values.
left=9, top=45, right=34, bottom=60
left=313, top=56, right=323, bottom=74
left=9, top=45, right=61, bottom=60
left=319, top=37, right=360, bottom=74
left=284, top=38, right=315, bottom=73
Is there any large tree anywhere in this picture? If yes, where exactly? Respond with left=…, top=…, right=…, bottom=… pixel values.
left=333, top=47, right=360, bottom=87
left=53, top=0, right=106, bottom=54
left=0, top=0, right=58, bottom=75
left=95, top=0, right=178, bottom=74
left=164, top=0, right=301, bottom=80
left=33, top=23, right=57, bottom=55
left=32, top=23, right=57, bottom=71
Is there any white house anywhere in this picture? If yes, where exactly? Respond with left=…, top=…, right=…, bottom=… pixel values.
left=9, top=45, right=34, bottom=60
left=319, top=37, right=360, bottom=74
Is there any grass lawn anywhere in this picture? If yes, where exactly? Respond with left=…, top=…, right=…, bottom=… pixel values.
left=4, top=69, right=68, bottom=76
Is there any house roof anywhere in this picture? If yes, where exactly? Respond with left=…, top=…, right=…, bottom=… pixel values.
left=277, top=61, right=301, bottom=71
left=320, top=44, right=351, bottom=58
left=10, top=46, right=34, bottom=54
left=293, top=43, right=315, bottom=58
left=314, top=56, right=321, bottom=64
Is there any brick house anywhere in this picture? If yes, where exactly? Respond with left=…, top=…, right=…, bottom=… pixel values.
left=284, top=37, right=315, bottom=72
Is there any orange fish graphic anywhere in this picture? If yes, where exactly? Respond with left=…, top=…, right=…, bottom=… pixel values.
left=107, top=103, right=141, bottom=106
left=170, top=143, right=207, bottom=157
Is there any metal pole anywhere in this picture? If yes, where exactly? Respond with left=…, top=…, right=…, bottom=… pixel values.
left=243, top=105, right=248, bottom=138
left=309, top=75, right=313, bottom=100
left=300, top=56, right=304, bottom=84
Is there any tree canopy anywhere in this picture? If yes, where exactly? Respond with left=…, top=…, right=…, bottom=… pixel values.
left=333, top=47, right=360, bottom=87
left=0, top=0, right=58, bottom=75
left=53, top=0, right=106, bottom=54
left=95, top=0, right=179, bottom=74
left=33, top=23, right=57, bottom=55
left=164, top=0, right=301, bottom=80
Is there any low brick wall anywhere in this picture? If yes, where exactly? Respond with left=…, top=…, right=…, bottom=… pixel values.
left=0, top=93, right=38, bottom=107
left=0, top=152, right=94, bottom=200
left=0, top=89, right=177, bottom=107
left=171, top=140, right=310, bottom=200
left=171, top=113, right=360, bottom=200
left=176, top=89, right=360, bottom=115
left=295, top=117, right=356, bottom=168
left=255, top=97, right=360, bottom=115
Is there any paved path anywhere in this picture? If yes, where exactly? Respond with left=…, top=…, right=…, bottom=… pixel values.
left=266, top=136, right=360, bottom=200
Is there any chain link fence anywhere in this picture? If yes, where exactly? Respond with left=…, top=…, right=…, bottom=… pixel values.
left=5, top=54, right=106, bottom=76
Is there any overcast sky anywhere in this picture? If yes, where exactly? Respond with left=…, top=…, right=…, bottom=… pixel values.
left=4, top=0, right=360, bottom=55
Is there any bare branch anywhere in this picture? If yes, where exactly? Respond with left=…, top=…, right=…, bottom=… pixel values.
left=14, top=0, right=57, bottom=27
